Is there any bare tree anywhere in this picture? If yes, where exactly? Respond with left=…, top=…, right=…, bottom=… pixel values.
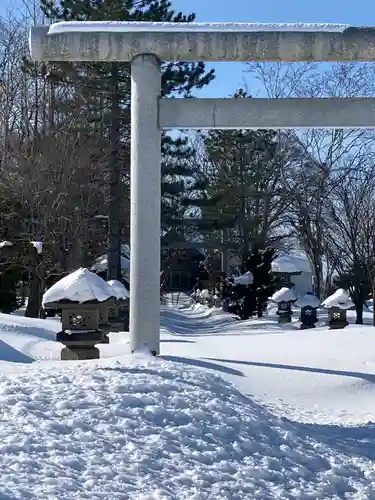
left=245, top=62, right=375, bottom=296
left=323, top=161, right=375, bottom=323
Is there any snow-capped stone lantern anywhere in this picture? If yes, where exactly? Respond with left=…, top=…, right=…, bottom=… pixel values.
left=42, top=268, right=116, bottom=360
left=322, top=289, right=354, bottom=329
left=295, top=292, right=321, bottom=329
left=107, top=279, right=130, bottom=331
left=271, top=256, right=301, bottom=289
left=271, top=286, right=297, bottom=324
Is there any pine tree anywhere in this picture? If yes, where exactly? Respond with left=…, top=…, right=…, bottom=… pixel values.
left=39, top=0, right=215, bottom=276
left=200, top=89, right=283, bottom=267
left=243, top=246, right=278, bottom=318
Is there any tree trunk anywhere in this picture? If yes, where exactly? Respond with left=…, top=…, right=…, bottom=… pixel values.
left=355, top=303, right=364, bottom=325
left=25, top=274, right=43, bottom=318
left=354, top=288, right=364, bottom=325
left=107, top=62, right=121, bottom=280
left=312, top=251, right=323, bottom=299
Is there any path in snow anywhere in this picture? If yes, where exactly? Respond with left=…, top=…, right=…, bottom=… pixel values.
left=160, top=304, right=375, bottom=425
left=2, top=304, right=375, bottom=424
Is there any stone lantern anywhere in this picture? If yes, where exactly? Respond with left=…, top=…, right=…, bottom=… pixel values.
left=107, top=279, right=130, bottom=331
left=271, top=256, right=301, bottom=289
left=271, top=286, right=297, bottom=324
left=322, top=289, right=354, bottom=329
left=295, top=292, right=320, bottom=329
left=42, top=268, right=116, bottom=360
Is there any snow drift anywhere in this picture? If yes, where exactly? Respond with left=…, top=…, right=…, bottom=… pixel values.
left=1, top=357, right=375, bottom=499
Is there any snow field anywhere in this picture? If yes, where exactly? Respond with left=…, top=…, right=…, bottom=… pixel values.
left=1, top=356, right=375, bottom=500
left=0, top=302, right=375, bottom=497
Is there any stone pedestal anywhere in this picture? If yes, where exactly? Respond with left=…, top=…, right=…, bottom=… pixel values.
left=328, top=307, right=348, bottom=329
left=277, top=301, right=292, bottom=324
left=61, top=347, right=100, bottom=360
left=300, top=306, right=318, bottom=329
left=105, top=299, right=129, bottom=332
left=99, top=307, right=109, bottom=326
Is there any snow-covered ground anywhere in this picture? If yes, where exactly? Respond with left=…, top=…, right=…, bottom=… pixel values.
left=1, top=303, right=375, bottom=498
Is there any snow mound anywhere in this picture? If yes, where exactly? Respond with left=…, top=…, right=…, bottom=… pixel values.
left=295, top=293, right=321, bottom=308
left=108, top=279, right=129, bottom=300
left=322, top=289, right=354, bottom=309
left=1, top=357, right=375, bottom=499
left=271, top=287, right=297, bottom=303
left=189, top=303, right=231, bottom=318
left=48, top=21, right=350, bottom=34
left=0, top=339, right=33, bottom=363
left=42, top=268, right=115, bottom=305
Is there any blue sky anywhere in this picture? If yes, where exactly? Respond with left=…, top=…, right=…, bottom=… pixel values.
left=171, top=0, right=374, bottom=97
left=1, top=0, right=372, bottom=97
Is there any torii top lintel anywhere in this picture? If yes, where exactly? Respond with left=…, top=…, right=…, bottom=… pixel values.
left=30, top=21, right=375, bottom=63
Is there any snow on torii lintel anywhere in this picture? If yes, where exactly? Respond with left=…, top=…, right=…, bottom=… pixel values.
left=48, top=21, right=351, bottom=35
left=42, top=268, right=115, bottom=305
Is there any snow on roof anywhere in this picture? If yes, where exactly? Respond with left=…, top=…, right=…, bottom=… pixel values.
left=271, top=287, right=297, bottom=303
left=295, top=293, right=321, bottom=308
left=272, top=254, right=312, bottom=274
left=233, top=271, right=253, bottom=286
left=322, top=289, right=354, bottom=309
left=42, top=268, right=115, bottom=305
left=272, top=256, right=300, bottom=274
left=108, top=279, right=129, bottom=300
left=31, top=241, right=43, bottom=254
left=91, top=255, right=130, bottom=273
left=48, top=22, right=350, bottom=35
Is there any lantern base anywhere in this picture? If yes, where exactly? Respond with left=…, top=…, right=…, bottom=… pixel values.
left=300, top=323, right=316, bottom=330
left=61, top=346, right=100, bottom=361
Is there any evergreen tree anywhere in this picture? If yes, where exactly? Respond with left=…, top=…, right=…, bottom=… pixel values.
left=39, top=0, right=215, bottom=276
left=200, top=90, right=285, bottom=266
left=243, top=246, right=278, bottom=318
left=161, top=134, right=202, bottom=245
left=231, top=246, right=277, bottom=320
left=0, top=265, right=25, bottom=314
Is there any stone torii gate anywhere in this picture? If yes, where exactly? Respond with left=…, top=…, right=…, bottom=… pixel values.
left=30, top=21, right=375, bottom=355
